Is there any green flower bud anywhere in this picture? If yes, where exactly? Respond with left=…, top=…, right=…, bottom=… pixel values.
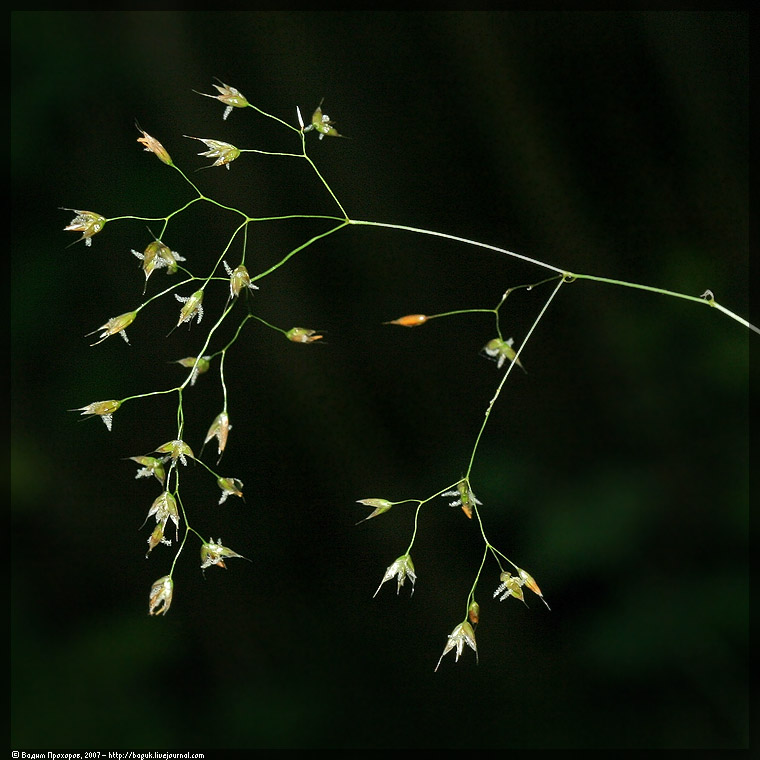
left=305, top=101, right=344, bottom=140
left=132, top=241, right=185, bottom=280
left=155, top=439, right=194, bottom=465
left=136, top=127, right=173, bottom=165
left=217, top=476, right=244, bottom=504
left=186, top=136, right=241, bottom=169
left=63, top=209, right=106, bottom=247
left=200, top=538, right=246, bottom=570
left=175, top=290, right=204, bottom=327
left=145, top=491, right=179, bottom=538
left=356, top=498, right=393, bottom=524
left=286, top=327, right=323, bottom=343
left=482, top=337, right=525, bottom=371
left=374, top=554, right=416, bottom=598
left=174, top=356, right=210, bottom=386
left=72, top=399, right=122, bottom=431
left=493, top=572, right=526, bottom=605
left=87, top=310, right=138, bottom=346
left=129, top=455, right=166, bottom=485
left=435, top=621, right=478, bottom=671
left=223, top=262, right=259, bottom=299
left=195, top=80, right=249, bottom=120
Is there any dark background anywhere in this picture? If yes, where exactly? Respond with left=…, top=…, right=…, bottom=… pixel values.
left=11, top=11, right=750, bottom=750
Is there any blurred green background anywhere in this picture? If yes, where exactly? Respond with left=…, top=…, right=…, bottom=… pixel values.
left=11, top=11, right=750, bottom=750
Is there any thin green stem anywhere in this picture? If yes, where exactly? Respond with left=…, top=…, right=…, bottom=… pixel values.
left=168, top=493, right=191, bottom=576
left=466, top=546, right=490, bottom=616
left=427, top=308, right=495, bottom=320
left=568, top=273, right=758, bottom=333
left=489, top=546, right=523, bottom=575
left=245, top=213, right=346, bottom=223
left=247, top=314, right=288, bottom=337
left=303, top=155, right=349, bottom=220
left=120, top=387, right=179, bottom=404
left=135, top=276, right=197, bottom=312
left=405, top=504, right=423, bottom=556
left=219, top=349, right=229, bottom=412
left=251, top=221, right=350, bottom=282
left=220, top=313, right=255, bottom=350
left=198, top=220, right=250, bottom=291
left=348, top=219, right=566, bottom=274
left=247, top=103, right=300, bottom=133
left=177, top=301, right=237, bottom=391
left=466, top=276, right=567, bottom=479
left=240, top=149, right=304, bottom=159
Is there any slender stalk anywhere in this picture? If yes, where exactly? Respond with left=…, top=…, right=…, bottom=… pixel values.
left=348, top=219, right=566, bottom=274
left=251, top=221, right=350, bottom=282
left=466, top=276, right=567, bottom=479
left=569, top=273, right=758, bottom=333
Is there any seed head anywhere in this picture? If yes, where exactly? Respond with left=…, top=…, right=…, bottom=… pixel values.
left=223, top=262, right=259, bottom=299
left=175, top=290, right=204, bottom=327
left=185, top=136, right=241, bottom=169
left=174, top=356, right=210, bottom=386
left=374, top=554, right=416, bottom=598
left=63, top=209, right=106, bottom=247
left=72, top=399, right=121, bottom=431
left=303, top=100, right=344, bottom=139
left=132, top=241, right=185, bottom=280
left=384, top=314, right=428, bottom=327
left=200, top=538, right=247, bottom=570
left=148, top=576, right=174, bottom=616
left=435, top=621, right=478, bottom=672
left=129, top=455, right=166, bottom=486
left=154, top=439, right=194, bottom=466
left=493, top=568, right=550, bottom=609
left=286, top=327, right=323, bottom=343
left=441, top=481, right=482, bottom=519
left=143, top=490, right=180, bottom=549
left=518, top=567, right=551, bottom=610
left=87, top=311, right=137, bottom=346
left=217, top=476, right=244, bottom=504
left=205, top=411, right=231, bottom=456
left=356, top=498, right=393, bottom=524
left=493, top=571, right=526, bottom=604
left=482, top=337, right=526, bottom=372
left=136, top=125, right=173, bottom=166
left=195, top=80, right=249, bottom=120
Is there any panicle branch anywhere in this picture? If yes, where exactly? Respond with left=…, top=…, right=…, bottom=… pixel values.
left=65, top=80, right=752, bottom=672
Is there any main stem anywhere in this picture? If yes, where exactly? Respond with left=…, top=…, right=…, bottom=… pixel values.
left=570, top=273, right=758, bottom=334
left=347, top=219, right=756, bottom=334
left=348, top=219, right=565, bottom=275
